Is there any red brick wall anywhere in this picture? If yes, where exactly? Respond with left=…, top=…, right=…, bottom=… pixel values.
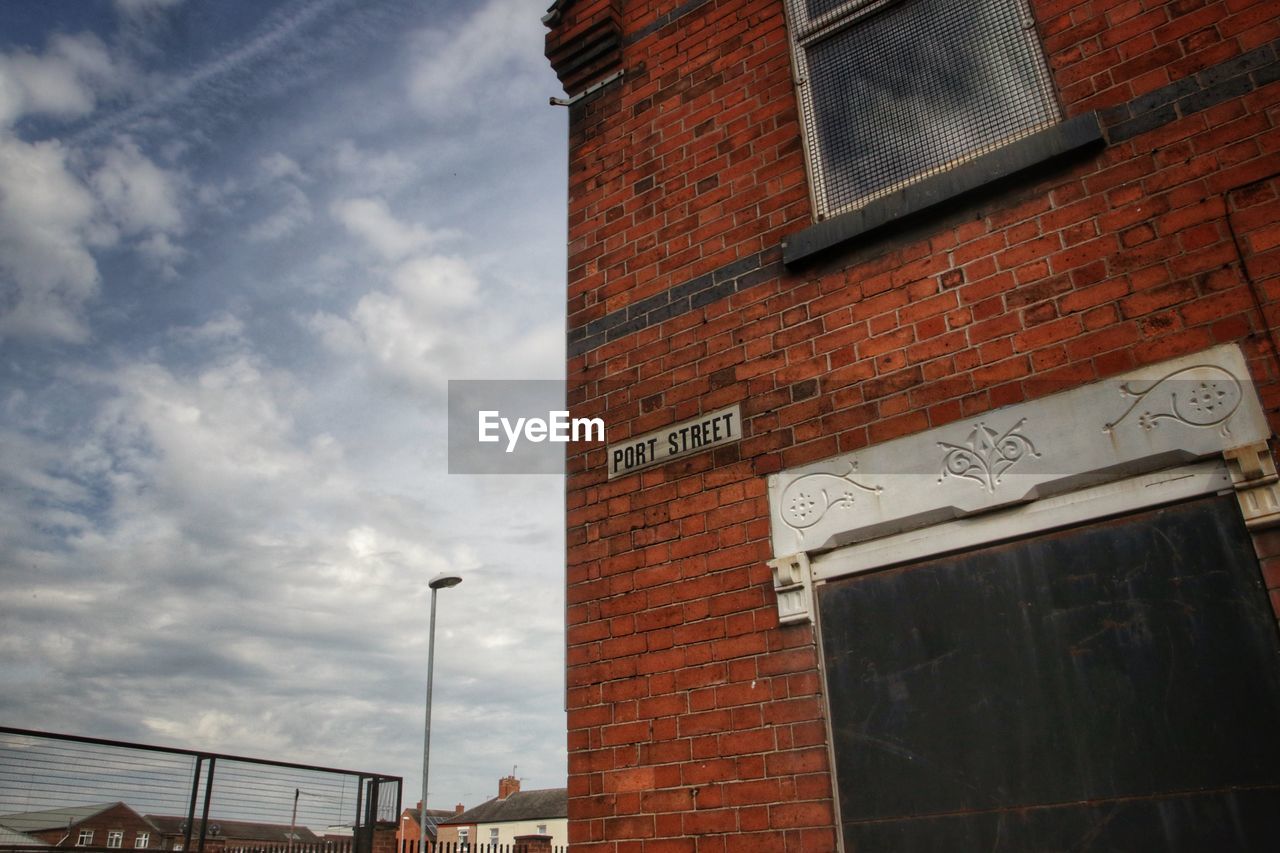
left=513, top=835, right=553, bottom=853
left=552, top=0, right=1280, bottom=850
left=394, top=810, right=419, bottom=853
left=371, top=824, right=397, bottom=853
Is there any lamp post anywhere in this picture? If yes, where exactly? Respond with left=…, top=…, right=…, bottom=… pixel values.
left=419, top=572, right=462, bottom=853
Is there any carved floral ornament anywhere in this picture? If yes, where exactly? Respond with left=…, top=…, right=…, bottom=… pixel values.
left=779, top=462, right=882, bottom=532
left=937, top=418, right=1039, bottom=494
left=771, top=354, right=1257, bottom=551
left=1102, top=364, right=1243, bottom=435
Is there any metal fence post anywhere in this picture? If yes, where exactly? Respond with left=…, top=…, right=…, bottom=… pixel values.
left=183, top=757, right=204, bottom=853
left=197, top=757, right=217, bottom=853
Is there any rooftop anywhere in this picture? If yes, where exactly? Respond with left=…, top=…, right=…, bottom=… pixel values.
left=145, top=816, right=322, bottom=843
left=441, top=789, right=566, bottom=825
left=0, top=803, right=128, bottom=833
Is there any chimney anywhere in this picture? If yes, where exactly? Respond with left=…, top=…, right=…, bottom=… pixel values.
left=454, top=804, right=464, bottom=815
left=498, top=775, right=520, bottom=799
left=415, top=801, right=422, bottom=813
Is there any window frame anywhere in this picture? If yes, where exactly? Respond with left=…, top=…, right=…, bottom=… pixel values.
left=106, top=831, right=124, bottom=849
left=783, top=0, right=1062, bottom=220
left=77, top=831, right=95, bottom=847
left=134, top=833, right=150, bottom=848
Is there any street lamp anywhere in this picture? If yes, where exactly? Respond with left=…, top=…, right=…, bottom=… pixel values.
left=419, top=572, right=462, bottom=853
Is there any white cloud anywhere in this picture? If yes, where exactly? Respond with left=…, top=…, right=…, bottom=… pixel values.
left=92, top=136, right=184, bottom=236
left=136, top=232, right=186, bottom=276
left=327, top=139, right=416, bottom=194
left=0, top=33, right=120, bottom=125
left=330, top=197, right=441, bottom=261
left=0, top=35, right=128, bottom=341
left=407, top=0, right=549, bottom=119
left=0, top=31, right=185, bottom=340
left=312, top=197, right=561, bottom=390
left=0, top=136, right=100, bottom=342
left=390, top=255, right=479, bottom=309
left=0, top=131, right=187, bottom=340
left=311, top=283, right=452, bottom=390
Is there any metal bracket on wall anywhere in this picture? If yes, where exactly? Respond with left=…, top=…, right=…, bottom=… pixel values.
left=1224, top=441, right=1280, bottom=529
left=549, top=69, right=625, bottom=107
left=768, top=552, right=815, bottom=624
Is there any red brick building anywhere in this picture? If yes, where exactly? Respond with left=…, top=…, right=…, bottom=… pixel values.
left=0, top=803, right=158, bottom=849
left=545, top=0, right=1280, bottom=849
left=145, top=816, right=322, bottom=852
left=393, top=802, right=459, bottom=853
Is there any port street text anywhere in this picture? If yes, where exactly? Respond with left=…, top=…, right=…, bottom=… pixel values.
left=608, top=404, right=742, bottom=478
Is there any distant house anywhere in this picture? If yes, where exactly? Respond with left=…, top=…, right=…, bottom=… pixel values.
left=392, top=803, right=458, bottom=853
left=436, top=777, right=565, bottom=850
left=0, top=803, right=159, bottom=849
left=144, top=817, right=321, bottom=853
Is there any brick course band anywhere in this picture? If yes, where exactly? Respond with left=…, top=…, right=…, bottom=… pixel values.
left=1101, top=38, right=1280, bottom=142
left=568, top=247, right=783, bottom=355
left=624, top=0, right=715, bottom=46
left=566, top=37, right=1280, bottom=359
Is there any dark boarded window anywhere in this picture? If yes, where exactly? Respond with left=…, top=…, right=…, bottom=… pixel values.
left=785, top=0, right=1061, bottom=218
left=817, top=494, right=1280, bottom=849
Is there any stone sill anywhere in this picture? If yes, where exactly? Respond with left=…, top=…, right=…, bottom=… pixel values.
left=781, top=112, right=1105, bottom=267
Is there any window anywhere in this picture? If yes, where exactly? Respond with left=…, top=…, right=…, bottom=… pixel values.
left=78, top=831, right=94, bottom=846
left=135, top=833, right=150, bottom=848
left=488, top=828, right=499, bottom=847
left=536, top=825, right=546, bottom=835
left=785, top=0, right=1060, bottom=218
left=173, top=843, right=183, bottom=851
left=107, top=831, right=124, bottom=848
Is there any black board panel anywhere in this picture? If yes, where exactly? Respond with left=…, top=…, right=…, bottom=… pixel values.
left=818, top=494, right=1280, bottom=846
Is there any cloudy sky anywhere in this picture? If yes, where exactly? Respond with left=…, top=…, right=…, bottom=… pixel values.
left=0, top=0, right=569, bottom=817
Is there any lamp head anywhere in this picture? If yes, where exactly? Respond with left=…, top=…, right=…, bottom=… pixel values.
left=429, top=573, right=463, bottom=590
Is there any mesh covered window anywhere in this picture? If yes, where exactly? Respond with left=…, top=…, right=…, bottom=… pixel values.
left=786, top=0, right=1061, bottom=218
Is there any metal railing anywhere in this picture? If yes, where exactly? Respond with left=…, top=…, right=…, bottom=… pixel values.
left=0, top=728, right=400, bottom=853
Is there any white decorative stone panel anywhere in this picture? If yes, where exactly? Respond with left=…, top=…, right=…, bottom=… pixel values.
left=767, top=344, right=1272, bottom=559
